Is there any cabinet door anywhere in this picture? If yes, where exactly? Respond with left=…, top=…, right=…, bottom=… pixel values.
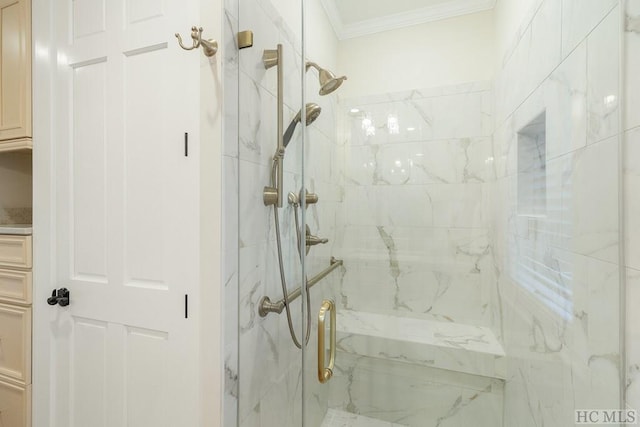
left=0, top=381, right=30, bottom=427
left=0, top=235, right=32, bottom=269
left=0, top=303, right=31, bottom=384
left=0, top=0, right=31, bottom=142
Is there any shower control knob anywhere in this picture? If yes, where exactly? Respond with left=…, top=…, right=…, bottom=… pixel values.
left=305, top=225, right=328, bottom=254
left=306, top=225, right=328, bottom=247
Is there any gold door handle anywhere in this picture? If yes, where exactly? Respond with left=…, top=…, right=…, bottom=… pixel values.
left=318, top=299, right=336, bottom=383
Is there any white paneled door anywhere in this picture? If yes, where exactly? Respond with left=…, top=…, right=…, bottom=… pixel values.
left=46, top=0, right=201, bottom=426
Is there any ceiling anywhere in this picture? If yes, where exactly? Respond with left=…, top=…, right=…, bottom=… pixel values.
left=320, top=0, right=496, bottom=40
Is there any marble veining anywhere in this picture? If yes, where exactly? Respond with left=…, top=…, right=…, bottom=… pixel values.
left=494, top=2, right=624, bottom=425
left=628, top=14, right=640, bottom=33
left=376, top=226, right=410, bottom=312
left=321, top=409, right=407, bottom=427
left=222, top=4, right=240, bottom=423
left=435, top=383, right=494, bottom=426
left=230, top=0, right=345, bottom=424
left=336, top=310, right=506, bottom=380
left=337, top=310, right=504, bottom=356
left=328, top=352, right=504, bottom=427
left=340, top=81, right=496, bottom=335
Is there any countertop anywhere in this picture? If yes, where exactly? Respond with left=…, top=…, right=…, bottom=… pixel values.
left=0, top=224, right=32, bottom=235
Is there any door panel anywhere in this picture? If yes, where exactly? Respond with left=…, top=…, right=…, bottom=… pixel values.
left=72, top=60, right=107, bottom=282
left=49, top=0, right=200, bottom=426
left=71, top=318, right=107, bottom=427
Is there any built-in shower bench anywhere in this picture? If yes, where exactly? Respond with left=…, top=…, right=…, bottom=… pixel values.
left=336, top=310, right=506, bottom=380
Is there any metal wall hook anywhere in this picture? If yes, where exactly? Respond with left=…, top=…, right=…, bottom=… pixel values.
left=175, top=26, right=218, bottom=57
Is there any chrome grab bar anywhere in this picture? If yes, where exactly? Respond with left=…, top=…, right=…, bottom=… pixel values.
left=318, top=299, right=336, bottom=383
left=258, top=257, right=343, bottom=317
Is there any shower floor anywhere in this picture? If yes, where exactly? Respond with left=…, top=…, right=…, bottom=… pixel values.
left=326, top=311, right=505, bottom=426
left=320, top=409, right=407, bottom=427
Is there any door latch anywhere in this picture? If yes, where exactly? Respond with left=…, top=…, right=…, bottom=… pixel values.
left=47, top=288, right=70, bottom=307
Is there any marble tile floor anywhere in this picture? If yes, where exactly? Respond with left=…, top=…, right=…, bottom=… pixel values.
left=321, top=409, right=408, bottom=427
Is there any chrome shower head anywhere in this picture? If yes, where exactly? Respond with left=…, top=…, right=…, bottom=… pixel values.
left=306, top=62, right=347, bottom=96
left=283, top=103, right=322, bottom=148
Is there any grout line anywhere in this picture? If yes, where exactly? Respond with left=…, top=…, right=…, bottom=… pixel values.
left=496, top=2, right=621, bottom=130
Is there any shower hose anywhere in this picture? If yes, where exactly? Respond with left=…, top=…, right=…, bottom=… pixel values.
left=271, top=160, right=311, bottom=349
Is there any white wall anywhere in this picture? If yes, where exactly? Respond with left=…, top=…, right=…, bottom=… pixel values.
left=306, top=0, right=339, bottom=70
left=337, top=10, right=495, bottom=99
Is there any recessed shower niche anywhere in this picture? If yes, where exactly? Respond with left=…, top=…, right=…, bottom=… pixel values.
left=517, top=112, right=547, bottom=217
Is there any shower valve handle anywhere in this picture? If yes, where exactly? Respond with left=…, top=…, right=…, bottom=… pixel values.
left=305, top=225, right=327, bottom=255
left=306, top=234, right=328, bottom=246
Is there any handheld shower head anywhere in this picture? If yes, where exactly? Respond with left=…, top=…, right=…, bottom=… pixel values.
left=306, top=62, right=347, bottom=96
left=298, top=102, right=322, bottom=125
left=283, top=103, right=322, bottom=148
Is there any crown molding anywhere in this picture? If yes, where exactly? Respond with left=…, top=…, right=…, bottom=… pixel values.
left=320, top=0, right=496, bottom=40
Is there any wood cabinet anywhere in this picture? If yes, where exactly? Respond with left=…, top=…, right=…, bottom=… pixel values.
left=0, top=234, right=32, bottom=268
left=0, top=234, right=32, bottom=427
left=0, top=268, right=31, bottom=304
left=0, top=0, right=31, bottom=149
left=0, top=303, right=31, bottom=384
left=0, top=380, right=31, bottom=427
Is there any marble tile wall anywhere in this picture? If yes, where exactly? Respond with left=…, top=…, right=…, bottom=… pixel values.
left=626, top=0, right=640, bottom=416
left=223, top=2, right=240, bottom=425
left=337, top=82, right=498, bottom=329
left=494, top=1, right=624, bottom=425
left=224, top=1, right=630, bottom=426
left=223, top=0, right=342, bottom=425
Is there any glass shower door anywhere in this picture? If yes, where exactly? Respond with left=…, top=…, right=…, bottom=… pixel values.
left=225, top=0, right=626, bottom=425
left=300, top=1, right=624, bottom=427
left=233, top=0, right=307, bottom=426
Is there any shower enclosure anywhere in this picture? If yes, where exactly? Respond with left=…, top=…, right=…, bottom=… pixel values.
left=224, top=0, right=637, bottom=425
